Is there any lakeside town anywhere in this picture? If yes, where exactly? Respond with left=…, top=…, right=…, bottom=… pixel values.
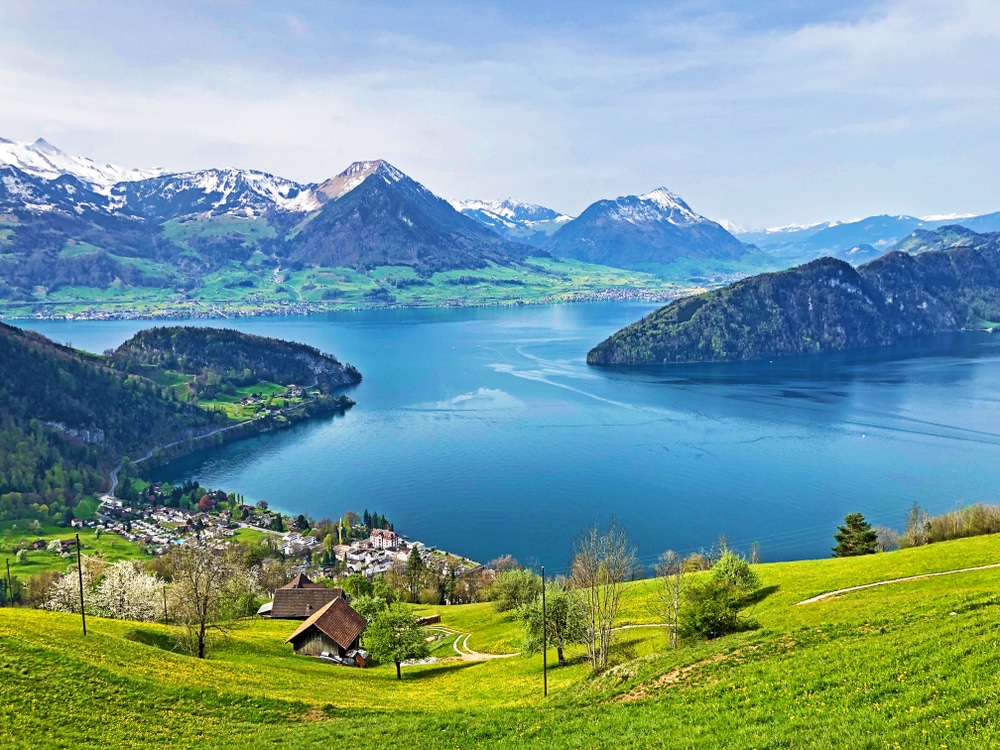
left=89, top=482, right=485, bottom=586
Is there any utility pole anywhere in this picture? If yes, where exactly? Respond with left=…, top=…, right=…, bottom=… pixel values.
left=541, top=565, right=547, bottom=697
left=5, top=558, right=12, bottom=606
left=75, top=533, right=87, bottom=636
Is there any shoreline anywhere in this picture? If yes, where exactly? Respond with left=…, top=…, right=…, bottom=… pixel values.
left=0, top=287, right=690, bottom=323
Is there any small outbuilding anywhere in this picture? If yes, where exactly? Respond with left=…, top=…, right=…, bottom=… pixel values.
left=284, top=598, right=368, bottom=661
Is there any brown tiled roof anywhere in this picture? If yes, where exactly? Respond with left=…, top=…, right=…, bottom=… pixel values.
left=285, top=598, right=367, bottom=650
left=281, top=572, right=327, bottom=590
left=270, top=587, right=345, bottom=619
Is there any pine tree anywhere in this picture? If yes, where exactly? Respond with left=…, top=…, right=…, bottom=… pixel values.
left=832, top=513, right=879, bottom=557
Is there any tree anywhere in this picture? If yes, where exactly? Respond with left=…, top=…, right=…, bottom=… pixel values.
left=343, top=572, right=374, bottom=599
left=676, top=547, right=762, bottom=641
left=712, top=548, right=761, bottom=594
left=520, top=581, right=587, bottom=666
left=365, top=605, right=430, bottom=680
left=570, top=518, right=637, bottom=671
left=655, top=550, right=689, bottom=649
left=167, top=545, right=256, bottom=658
left=900, top=502, right=930, bottom=548
left=489, top=568, right=541, bottom=613
left=404, top=547, right=426, bottom=602
left=832, top=513, right=879, bottom=557
left=93, top=560, right=162, bottom=621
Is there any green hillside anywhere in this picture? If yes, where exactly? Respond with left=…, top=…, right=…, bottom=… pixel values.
left=3, top=534, right=998, bottom=748
left=589, top=234, right=1000, bottom=365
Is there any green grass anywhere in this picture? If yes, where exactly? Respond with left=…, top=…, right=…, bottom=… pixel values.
left=3, top=259, right=691, bottom=319
left=59, top=241, right=103, bottom=258
left=0, top=522, right=149, bottom=577
left=2, top=534, right=999, bottom=747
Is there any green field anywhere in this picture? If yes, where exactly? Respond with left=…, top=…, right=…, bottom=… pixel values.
left=0, top=258, right=693, bottom=320
left=1, top=521, right=148, bottom=577
left=2, top=534, right=999, bottom=747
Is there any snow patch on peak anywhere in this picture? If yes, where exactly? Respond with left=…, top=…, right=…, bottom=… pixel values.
left=317, top=159, right=408, bottom=201
left=921, top=212, right=976, bottom=222
left=453, top=197, right=571, bottom=223
left=638, top=187, right=693, bottom=213
left=0, top=136, right=166, bottom=195
left=604, top=186, right=707, bottom=227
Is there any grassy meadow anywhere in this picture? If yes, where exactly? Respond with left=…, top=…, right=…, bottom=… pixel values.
left=1, top=521, right=149, bottom=578
left=0, top=258, right=691, bottom=320
left=2, top=534, right=999, bottom=748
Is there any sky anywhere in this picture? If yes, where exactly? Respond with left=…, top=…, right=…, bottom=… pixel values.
left=2, top=0, right=999, bottom=227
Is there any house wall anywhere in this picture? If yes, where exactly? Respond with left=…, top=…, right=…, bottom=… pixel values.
left=292, top=630, right=342, bottom=657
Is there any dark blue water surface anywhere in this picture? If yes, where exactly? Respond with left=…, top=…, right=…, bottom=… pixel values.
left=23, top=303, right=1000, bottom=572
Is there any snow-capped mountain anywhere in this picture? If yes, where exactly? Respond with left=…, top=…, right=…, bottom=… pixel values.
left=453, top=198, right=572, bottom=247
left=545, top=187, right=753, bottom=268
left=314, top=159, right=407, bottom=202
left=113, top=168, right=320, bottom=220
left=0, top=137, right=165, bottom=195
left=0, top=165, right=109, bottom=216
left=290, top=161, right=535, bottom=273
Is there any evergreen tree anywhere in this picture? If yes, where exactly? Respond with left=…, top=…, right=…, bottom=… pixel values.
left=404, top=547, right=426, bottom=601
left=833, top=513, right=879, bottom=557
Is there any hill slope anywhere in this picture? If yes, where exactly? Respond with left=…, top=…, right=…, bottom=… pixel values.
left=2, top=534, right=998, bottom=748
left=589, top=228, right=1000, bottom=364
left=0, top=323, right=359, bottom=526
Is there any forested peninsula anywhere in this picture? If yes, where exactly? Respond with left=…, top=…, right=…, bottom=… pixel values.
left=0, top=323, right=359, bottom=526
left=588, top=228, right=1000, bottom=365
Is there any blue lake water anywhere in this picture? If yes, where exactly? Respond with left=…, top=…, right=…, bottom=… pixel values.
left=22, top=303, right=1000, bottom=573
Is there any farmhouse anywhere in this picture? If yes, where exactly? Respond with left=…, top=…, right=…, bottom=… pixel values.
left=265, top=573, right=345, bottom=619
left=284, top=597, right=367, bottom=661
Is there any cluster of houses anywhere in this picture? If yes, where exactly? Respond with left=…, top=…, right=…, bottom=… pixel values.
left=95, top=499, right=237, bottom=553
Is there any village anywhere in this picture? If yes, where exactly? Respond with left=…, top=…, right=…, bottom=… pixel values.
left=88, top=485, right=483, bottom=585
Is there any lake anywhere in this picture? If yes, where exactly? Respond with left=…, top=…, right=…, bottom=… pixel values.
left=22, top=303, right=1000, bottom=573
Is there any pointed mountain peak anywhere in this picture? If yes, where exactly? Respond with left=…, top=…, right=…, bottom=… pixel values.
left=31, top=137, right=61, bottom=154
left=316, top=159, right=407, bottom=201
left=637, top=187, right=693, bottom=213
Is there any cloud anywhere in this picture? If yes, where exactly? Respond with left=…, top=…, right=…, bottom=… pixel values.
left=0, top=0, right=998, bottom=224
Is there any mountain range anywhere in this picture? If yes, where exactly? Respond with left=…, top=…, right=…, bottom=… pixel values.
left=733, top=213, right=1000, bottom=266
left=3, top=136, right=1000, bottom=317
left=588, top=226, right=1000, bottom=365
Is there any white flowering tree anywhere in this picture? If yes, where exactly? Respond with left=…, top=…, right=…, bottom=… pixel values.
left=93, top=561, right=163, bottom=622
left=43, top=557, right=102, bottom=613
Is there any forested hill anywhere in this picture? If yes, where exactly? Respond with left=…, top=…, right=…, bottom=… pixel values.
left=0, top=321, right=221, bottom=525
left=0, top=323, right=361, bottom=527
left=110, top=326, right=362, bottom=391
left=588, top=228, right=1000, bottom=365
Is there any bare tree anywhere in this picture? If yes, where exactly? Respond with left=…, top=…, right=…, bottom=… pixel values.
left=654, top=550, right=689, bottom=649
left=570, top=518, right=637, bottom=671
left=168, top=545, right=256, bottom=658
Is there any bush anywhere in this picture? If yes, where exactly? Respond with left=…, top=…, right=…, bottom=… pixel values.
left=679, top=578, right=755, bottom=640
left=488, top=568, right=541, bottom=613
left=712, top=549, right=761, bottom=593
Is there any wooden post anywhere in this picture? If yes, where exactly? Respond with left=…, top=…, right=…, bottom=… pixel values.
left=162, top=584, right=168, bottom=623
left=541, top=565, right=547, bottom=697
left=75, top=533, right=87, bottom=636
left=5, top=558, right=11, bottom=606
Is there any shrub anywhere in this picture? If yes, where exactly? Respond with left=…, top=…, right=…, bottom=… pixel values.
left=712, top=549, right=761, bottom=594
left=679, top=578, right=755, bottom=639
left=489, top=568, right=541, bottom=613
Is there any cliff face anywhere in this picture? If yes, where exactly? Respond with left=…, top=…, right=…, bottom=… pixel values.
left=588, top=230, right=1000, bottom=365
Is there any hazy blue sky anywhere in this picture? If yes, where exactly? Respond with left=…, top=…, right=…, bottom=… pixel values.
left=2, top=1, right=998, bottom=226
